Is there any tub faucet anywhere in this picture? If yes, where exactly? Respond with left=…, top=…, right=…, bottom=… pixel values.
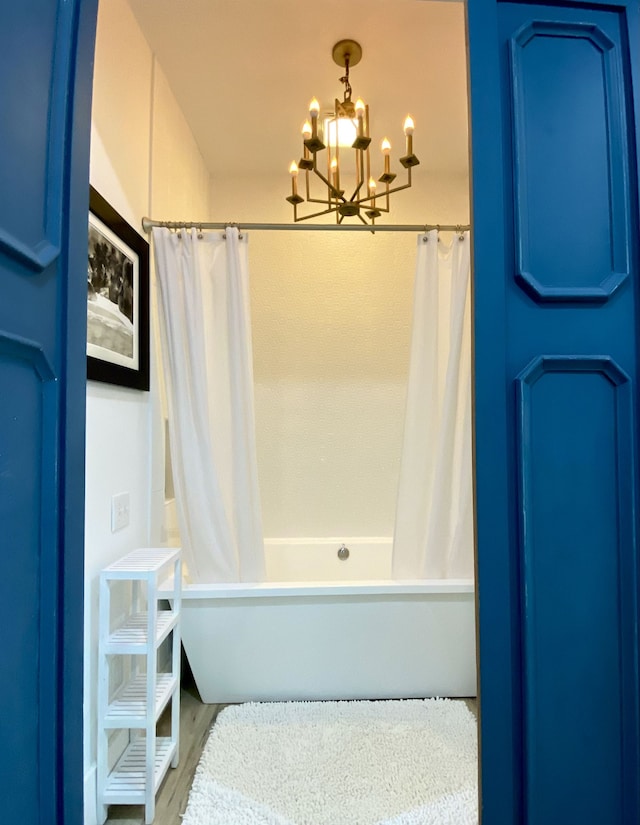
left=337, top=544, right=350, bottom=560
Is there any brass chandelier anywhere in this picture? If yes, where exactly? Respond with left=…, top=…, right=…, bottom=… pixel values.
left=286, top=39, right=419, bottom=225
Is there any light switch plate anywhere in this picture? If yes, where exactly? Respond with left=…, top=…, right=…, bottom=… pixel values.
left=111, top=492, right=130, bottom=532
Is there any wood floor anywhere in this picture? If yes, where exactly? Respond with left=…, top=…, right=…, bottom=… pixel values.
left=104, top=677, right=478, bottom=825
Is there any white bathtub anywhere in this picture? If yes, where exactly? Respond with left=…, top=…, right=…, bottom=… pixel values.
left=170, top=538, right=477, bottom=703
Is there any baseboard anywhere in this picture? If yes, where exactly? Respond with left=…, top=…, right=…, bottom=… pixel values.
left=84, top=763, right=97, bottom=825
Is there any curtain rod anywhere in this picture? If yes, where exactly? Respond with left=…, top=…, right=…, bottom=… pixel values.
left=141, top=218, right=471, bottom=234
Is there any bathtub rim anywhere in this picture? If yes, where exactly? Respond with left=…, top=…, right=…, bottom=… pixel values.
left=165, top=578, right=475, bottom=600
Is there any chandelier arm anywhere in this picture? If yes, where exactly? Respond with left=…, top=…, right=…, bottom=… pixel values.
left=378, top=179, right=413, bottom=199
left=307, top=196, right=340, bottom=206
left=311, top=165, right=346, bottom=201
left=348, top=179, right=366, bottom=203
left=347, top=148, right=366, bottom=203
left=293, top=205, right=344, bottom=222
left=297, top=171, right=414, bottom=212
left=301, top=173, right=413, bottom=213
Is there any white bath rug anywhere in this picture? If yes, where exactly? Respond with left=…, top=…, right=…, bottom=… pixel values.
left=182, top=699, right=478, bottom=825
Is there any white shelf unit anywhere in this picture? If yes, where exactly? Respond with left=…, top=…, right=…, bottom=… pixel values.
left=97, top=548, right=182, bottom=825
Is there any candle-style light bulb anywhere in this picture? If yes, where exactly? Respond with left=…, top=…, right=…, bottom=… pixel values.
left=330, top=156, right=339, bottom=194
left=289, top=161, right=299, bottom=197
left=381, top=138, right=392, bottom=178
left=403, top=115, right=415, bottom=159
left=368, top=176, right=377, bottom=206
left=309, top=98, right=320, bottom=140
left=355, top=98, right=365, bottom=138
left=301, top=121, right=313, bottom=161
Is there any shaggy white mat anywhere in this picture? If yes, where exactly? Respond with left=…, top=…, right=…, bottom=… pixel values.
left=182, top=699, right=478, bottom=825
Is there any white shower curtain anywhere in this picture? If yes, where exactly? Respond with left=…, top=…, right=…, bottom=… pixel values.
left=153, top=226, right=265, bottom=583
left=392, top=230, right=474, bottom=580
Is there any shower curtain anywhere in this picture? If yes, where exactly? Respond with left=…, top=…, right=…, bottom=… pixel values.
left=392, top=230, right=473, bottom=580
left=153, top=226, right=265, bottom=583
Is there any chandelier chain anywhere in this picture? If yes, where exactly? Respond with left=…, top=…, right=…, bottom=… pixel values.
left=339, top=55, right=352, bottom=102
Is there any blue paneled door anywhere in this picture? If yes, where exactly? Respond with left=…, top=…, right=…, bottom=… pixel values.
left=468, top=0, right=640, bottom=823
left=0, top=3, right=97, bottom=824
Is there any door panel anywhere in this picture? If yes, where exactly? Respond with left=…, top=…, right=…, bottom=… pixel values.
left=509, top=21, right=630, bottom=301
left=516, top=357, right=633, bottom=823
left=0, top=2, right=97, bottom=823
left=0, top=337, right=58, bottom=823
left=468, top=0, right=640, bottom=823
left=0, top=1, right=62, bottom=269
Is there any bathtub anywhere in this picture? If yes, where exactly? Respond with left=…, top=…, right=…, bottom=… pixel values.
left=169, top=538, right=476, bottom=703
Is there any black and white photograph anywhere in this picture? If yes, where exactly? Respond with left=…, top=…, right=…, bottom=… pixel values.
left=87, top=186, right=150, bottom=390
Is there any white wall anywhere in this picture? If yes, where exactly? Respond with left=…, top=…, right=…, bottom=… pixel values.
left=210, top=170, right=470, bottom=539
left=84, top=1, right=211, bottom=822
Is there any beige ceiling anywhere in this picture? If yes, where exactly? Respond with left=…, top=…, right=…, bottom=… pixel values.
left=127, top=0, right=469, bottom=180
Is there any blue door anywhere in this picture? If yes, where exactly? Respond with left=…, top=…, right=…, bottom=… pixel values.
left=0, top=2, right=97, bottom=823
left=468, top=0, right=640, bottom=823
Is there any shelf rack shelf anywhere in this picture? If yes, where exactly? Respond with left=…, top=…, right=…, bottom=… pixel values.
left=102, top=736, right=176, bottom=806
left=97, top=547, right=182, bottom=825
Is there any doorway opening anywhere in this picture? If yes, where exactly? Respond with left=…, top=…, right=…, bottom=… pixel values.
left=85, top=2, right=476, bottom=823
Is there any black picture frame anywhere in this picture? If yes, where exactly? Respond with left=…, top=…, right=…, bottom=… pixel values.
left=87, top=186, right=150, bottom=391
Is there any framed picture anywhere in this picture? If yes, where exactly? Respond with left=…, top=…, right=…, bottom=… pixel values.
left=87, top=186, right=150, bottom=390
